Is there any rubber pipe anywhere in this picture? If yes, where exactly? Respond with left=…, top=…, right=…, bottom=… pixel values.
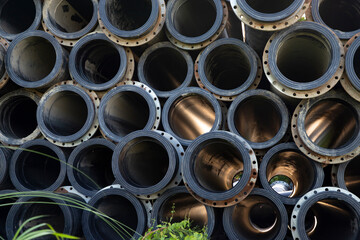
left=0, top=148, right=13, bottom=189
left=0, top=37, right=9, bottom=91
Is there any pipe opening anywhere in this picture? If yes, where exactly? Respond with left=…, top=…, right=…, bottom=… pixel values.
left=172, top=0, right=217, bottom=37
left=353, top=47, right=360, bottom=79
left=15, top=145, right=60, bottom=190
left=276, top=32, right=332, bottom=82
left=305, top=99, right=359, bottom=149
left=344, top=157, right=360, bottom=197
left=0, top=0, right=36, bottom=35
left=158, top=193, right=208, bottom=227
left=105, top=0, right=152, bottom=31
left=74, top=145, right=114, bottom=191
left=93, top=195, right=138, bottom=237
left=75, top=40, right=121, bottom=85
left=42, top=91, right=89, bottom=137
left=168, top=95, right=216, bottom=140
left=304, top=198, right=360, bottom=239
left=319, top=0, right=360, bottom=32
left=234, top=96, right=282, bottom=143
left=46, top=0, right=94, bottom=33
left=194, top=140, right=244, bottom=192
left=144, top=47, right=187, bottom=91
left=266, top=151, right=314, bottom=198
left=245, top=0, right=294, bottom=14
left=232, top=195, right=280, bottom=239
left=118, top=137, right=169, bottom=187
left=9, top=36, right=56, bottom=82
left=103, top=91, right=150, bottom=137
left=0, top=96, right=37, bottom=139
left=204, top=44, right=251, bottom=90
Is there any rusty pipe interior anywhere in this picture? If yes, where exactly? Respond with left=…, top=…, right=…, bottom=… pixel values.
left=344, top=157, right=360, bottom=197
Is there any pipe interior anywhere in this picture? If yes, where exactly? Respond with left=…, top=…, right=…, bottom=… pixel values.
left=168, top=95, right=216, bottom=140
left=144, top=47, right=187, bottom=91
left=10, top=36, right=56, bottom=82
left=172, top=0, right=217, bottom=37
left=319, top=0, right=360, bottom=32
left=158, top=193, right=208, bottom=227
left=234, top=96, right=282, bottom=143
left=118, top=137, right=169, bottom=187
left=344, top=156, right=360, bottom=197
left=75, top=39, right=121, bottom=84
left=0, top=0, right=36, bottom=35
left=244, top=0, right=295, bottom=13
left=43, top=91, right=89, bottom=137
left=0, top=96, right=37, bottom=139
left=353, top=46, right=360, bottom=79
left=194, top=140, right=244, bottom=192
left=105, top=0, right=152, bottom=31
left=47, top=0, right=94, bottom=33
left=103, top=91, right=150, bottom=137
left=204, top=44, right=251, bottom=90
left=15, top=145, right=60, bottom=190
left=74, top=145, right=114, bottom=191
left=93, top=195, right=138, bottom=238
left=305, top=198, right=360, bottom=240
left=232, top=195, right=281, bottom=239
left=305, top=99, right=358, bottom=149
left=276, top=32, right=332, bottom=83
left=266, top=151, right=314, bottom=198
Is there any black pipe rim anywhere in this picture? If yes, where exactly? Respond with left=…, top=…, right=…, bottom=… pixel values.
left=69, top=33, right=128, bottom=91
left=165, top=0, right=224, bottom=45
left=5, top=30, right=65, bottom=89
left=182, top=131, right=252, bottom=202
left=0, top=148, right=11, bottom=186
left=268, top=21, right=341, bottom=91
left=112, top=130, right=177, bottom=196
left=137, top=41, right=194, bottom=98
left=0, top=0, right=42, bottom=40
left=67, top=138, right=116, bottom=197
left=223, top=188, right=288, bottom=240
left=227, top=89, right=289, bottom=150
left=37, top=84, right=96, bottom=143
left=259, top=142, right=324, bottom=205
left=43, top=0, right=98, bottom=40
left=98, top=0, right=159, bottom=39
left=162, top=87, right=222, bottom=147
left=345, top=36, right=360, bottom=91
left=82, top=188, right=147, bottom=240
left=235, top=0, right=304, bottom=22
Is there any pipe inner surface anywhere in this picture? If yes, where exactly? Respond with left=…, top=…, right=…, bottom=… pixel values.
left=344, top=158, right=360, bottom=197
left=245, top=0, right=295, bottom=14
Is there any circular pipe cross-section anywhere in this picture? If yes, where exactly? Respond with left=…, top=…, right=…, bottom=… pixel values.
left=98, top=81, right=161, bottom=143
left=165, top=0, right=228, bottom=50
left=9, top=139, right=67, bottom=192
left=0, top=89, right=41, bottom=146
left=291, top=89, right=360, bottom=164
left=223, top=188, right=288, bottom=240
left=37, top=81, right=99, bottom=147
left=138, top=41, right=193, bottom=99
left=263, top=21, right=344, bottom=99
left=0, top=0, right=42, bottom=40
left=333, top=155, right=360, bottom=198
left=5, top=30, right=68, bottom=89
left=260, top=142, right=324, bottom=205
left=195, top=38, right=262, bottom=101
left=98, top=0, right=166, bottom=47
left=112, top=130, right=183, bottom=199
left=0, top=148, right=13, bottom=189
left=291, top=187, right=360, bottom=240
left=67, top=138, right=116, bottom=197
left=182, top=131, right=258, bottom=207
left=82, top=188, right=147, bottom=240
left=69, top=32, right=134, bottom=91
left=228, top=89, right=289, bottom=151
left=162, top=87, right=222, bottom=147
left=42, top=0, right=98, bottom=46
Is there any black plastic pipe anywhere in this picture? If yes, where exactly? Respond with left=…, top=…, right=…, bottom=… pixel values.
left=343, top=33, right=360, bottom=101
left=333, top=155, right=360, bottom=198
left=0, top=37, right=9, bottom=91
left=0, top=148, right=13, bottom=189
left=0, top=190, right=17, bottom=238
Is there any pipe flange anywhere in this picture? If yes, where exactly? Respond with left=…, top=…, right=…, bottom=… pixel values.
left=194, top=38, right=262, bottom=101
left=56, top=186, right=91, bottom=203
left=38, top=80, right=100, bottom=147
left=0, top=37, right=9, bottom=90
left=98, top=0, right=166, bottom=47
left=165, top=1, right=228, bottom=51
left=291, top=90, right=360, bottom=164
left=230, top=0, right=310, bottom=31
left=263, top=22, right=344, bottom=99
